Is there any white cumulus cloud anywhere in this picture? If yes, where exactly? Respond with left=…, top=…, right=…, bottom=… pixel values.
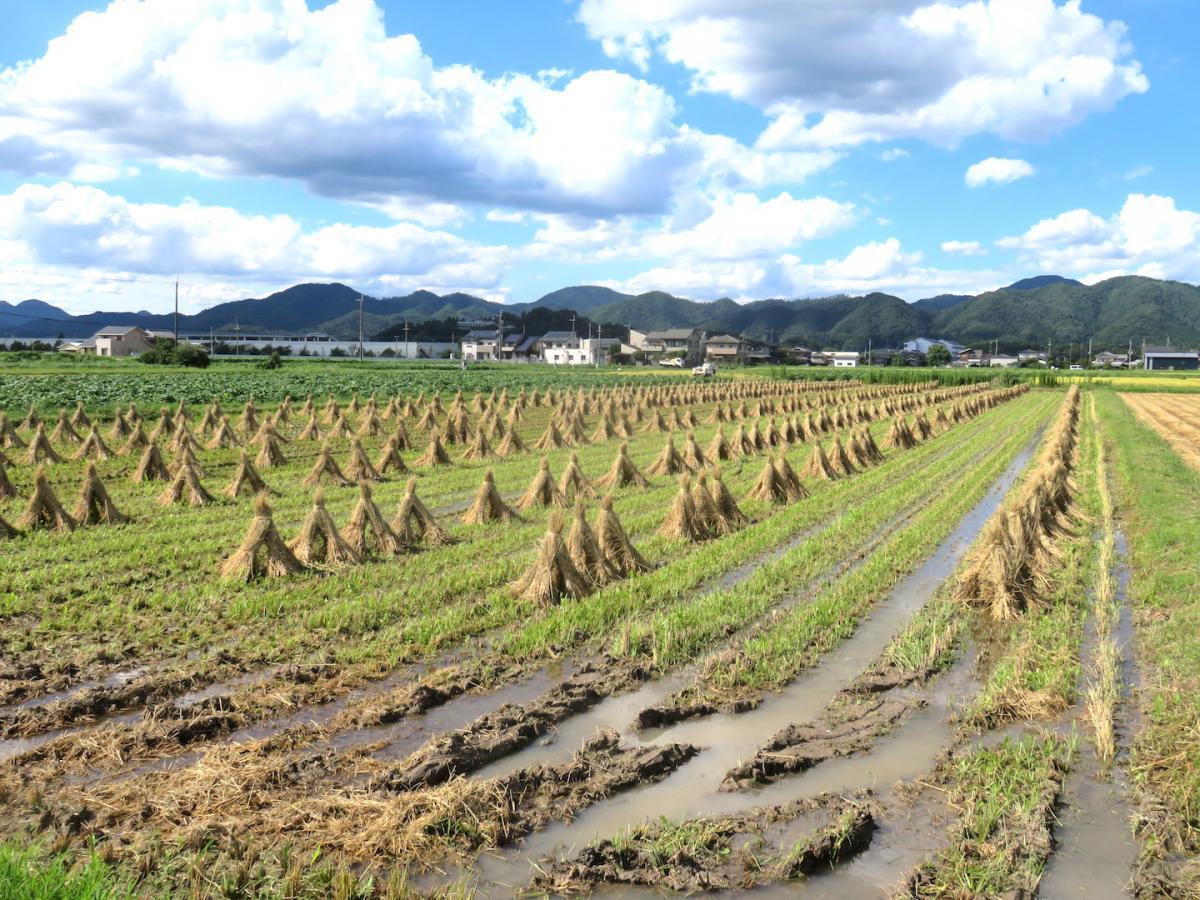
left=998, top=193, right=1200, bottom=282
left=581, top=0, right=1147, bottom=149
left=0, top=182, right=512, bottom=305
left=0, top=0, right=838, bottom=218
left=965, top=157, right=1035, bottom=187
left=942, top=240, right=987, bottom=256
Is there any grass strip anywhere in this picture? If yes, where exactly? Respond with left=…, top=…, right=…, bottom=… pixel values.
left=903, top=735, right=1074, bottom=897
left=1098, top=390, right=1200, bottom=864
left=694, top=393, right=1054, bottom=697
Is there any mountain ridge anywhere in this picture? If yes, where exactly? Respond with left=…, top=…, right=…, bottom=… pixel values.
left=4, top=275, right=1199, bottom=353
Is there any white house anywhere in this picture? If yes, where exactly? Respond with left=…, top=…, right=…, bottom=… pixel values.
left=829, top=351, right=859, bottom=368
left=543, top=336, right=617, bottom=366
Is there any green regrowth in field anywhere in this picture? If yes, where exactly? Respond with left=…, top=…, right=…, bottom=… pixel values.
left=1098, top=391, right=1200, bottom=860
left=906, top=735, right=1075, bottom=897
left=692, top=394, right=1054, bottom=698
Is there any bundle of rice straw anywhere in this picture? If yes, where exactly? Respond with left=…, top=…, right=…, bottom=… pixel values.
left=558, top=451, right=596, bottom=501
left=461, top=469, right=519, bottom=524
left=220, top=493, right=304, bottom=581
left=414, top=435, right=452, bottom=467
left=305, top=441, right=352, bottom=487
left=391, top=477, right=452, bottom=546
left=658, top=474, right=707, bottom=542
left=345, top=438, right=383, bottom=482
left=509, top=512, right=590, bottom=607
left=517, top=458, right=565, bottom=510
left=595, top=442, right=649, bottom=490
left=19, top=467, right=75, bottom=532
left=566, top=498, right=620, bottom=587
left=224, top=450, right=272, bottom=498
left=25, top=424, right=60, bottom=465
left=647, top=435, right=689, bottom=476
left=800, top=441, right=839, bottom=480
left=73, top=427, right=114, bottom=461
left=341, top=481, right=404, bottom=556
left=289, top=488, right=360, bottom=567
left=131, top=443, right=170, bottom=482
left=709, top=467, right=749, bottom=531
left=72, top=461, right=129, bottom=525
left=159, top=458, right=214, bottom=507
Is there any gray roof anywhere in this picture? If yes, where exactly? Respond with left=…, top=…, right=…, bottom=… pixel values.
left=540, top=331, right=577, bottom=343
left=91, top=324, right=147, bottom=338
left=514, top=335, right=540, bottom=353
left=646, top=328, right=699, bottom=340
left=462, top=329, right=498, bottom=340
left=1144, top=347, right=1198, bottom=356
left=706, top=334, right=741, bottom=344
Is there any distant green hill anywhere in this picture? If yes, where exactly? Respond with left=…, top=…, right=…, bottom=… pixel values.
left=5, top=275, right=1199, bottom=351
left=932, top=276, right=1200, bottom=350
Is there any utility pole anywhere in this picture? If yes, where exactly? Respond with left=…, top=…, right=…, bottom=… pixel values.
left=357, top=293, right=365, bottom=362
left=403, top=317, right=410, bottom=361
left=234, top=318, right=240, bottom=356
left=173, top=277, right=179, bottom=346
left=496, top=310, right=504, bottom=361
left=569, top=314, right=576, bottom=337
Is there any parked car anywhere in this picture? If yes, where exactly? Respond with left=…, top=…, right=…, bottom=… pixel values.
left=658, top=357, right=686, bottom=367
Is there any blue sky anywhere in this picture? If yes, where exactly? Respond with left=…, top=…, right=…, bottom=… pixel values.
left=0, top=0, right=1196, bottom=315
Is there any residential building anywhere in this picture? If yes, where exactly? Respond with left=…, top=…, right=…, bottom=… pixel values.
left=1092, top=350, right=1129, bottom=368
left=543, top=336, right=618, bottom=366
left=829, top=351, right=859, bottom=368
left=1017, top=349, right=1049, bottom=364
left=705, top=334, right=743, bottom=365
left=742, top=341, right=776, bottom=365
left=1143, top=347, right=1200, bottom=371
left=788, top=346, right=817, bottom=365
left=989, top=355, right=1020, bottom=368
left=642, top=328, right=705, bottom=363
left=461, top=329, right=501, bottom=360
left=74, top=325, right=158, bottom=357
left=903, top=337, right=965, bottom=356
left=956, top=348, right=987, bottom=367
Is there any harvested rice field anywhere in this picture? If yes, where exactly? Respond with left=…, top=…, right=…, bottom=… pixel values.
left=1, top=371, right=1198, bottom=898
left=1120, top=393, right=1200, bottom=471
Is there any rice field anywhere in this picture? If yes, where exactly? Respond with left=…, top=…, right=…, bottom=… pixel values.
left=0, top=369, right=1197, bottom=897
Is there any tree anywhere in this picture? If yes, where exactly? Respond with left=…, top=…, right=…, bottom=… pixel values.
left=926, top=344, right=951, bottom=367
left=139, top=338, right=210, bottom=368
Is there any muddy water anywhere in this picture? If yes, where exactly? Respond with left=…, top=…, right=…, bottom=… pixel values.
left=0, top=711, right=142, bottom=763
left=473, top=502, right=928, bottom=783
left=477, top=436, right=1039, bottom=882
left=355, top=662, right=572, bottom=761
left=1037, top=527, right=1138, bottom=899
left=1, top=666, right=146, bottom=714
left=472, top=441, right=1003, bottom=784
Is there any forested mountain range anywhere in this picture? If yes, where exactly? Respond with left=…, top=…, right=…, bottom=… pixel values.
left=3, top=275, right=1198, bottom=353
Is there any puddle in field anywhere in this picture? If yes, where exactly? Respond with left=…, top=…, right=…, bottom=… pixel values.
left=357, top=662, right=573, bottom=762
left=1037, top=526, right=1138, bottom=899
left=0, top=711, right=142, bottom=763
left=472, top=430, right=1016, bottom=784
left=3, top=666, right=146, bottom=714
left=474, top=503, right=918, bottom=783
left=471, top=433, right=1040, bottom=884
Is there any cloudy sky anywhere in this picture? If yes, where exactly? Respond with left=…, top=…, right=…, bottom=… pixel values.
left=0, top=0, right=1196, bottom=315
